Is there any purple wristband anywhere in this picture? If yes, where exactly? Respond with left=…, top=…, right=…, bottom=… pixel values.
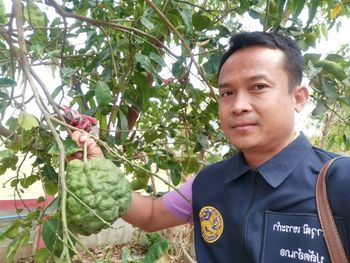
left=163, top=177, right=194, bottom=223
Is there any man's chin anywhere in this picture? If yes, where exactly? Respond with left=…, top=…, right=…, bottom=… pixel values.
left=230, top=141, right=258, bottom=152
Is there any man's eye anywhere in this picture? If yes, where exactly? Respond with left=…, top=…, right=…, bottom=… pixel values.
left=252, top=84, right=268, bottom=90
left=220, top=91, right=233, bottom=97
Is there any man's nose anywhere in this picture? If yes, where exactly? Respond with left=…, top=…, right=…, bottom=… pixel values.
left=230, top=93, right=252, bottom=114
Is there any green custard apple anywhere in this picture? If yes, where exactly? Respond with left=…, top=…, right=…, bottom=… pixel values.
left=66, top=158, right=131, bottom=236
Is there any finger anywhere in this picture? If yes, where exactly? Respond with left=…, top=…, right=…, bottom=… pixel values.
left=66, top=151, right=83, bottom=161
left=79, top=133, right=90, bottom=144
left=86, top=138, right=97, bottom=148
left=71, top=130, right=82, bottom=141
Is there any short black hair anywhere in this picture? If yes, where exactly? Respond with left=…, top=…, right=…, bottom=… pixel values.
left=218, top=31, right=304, bottom=90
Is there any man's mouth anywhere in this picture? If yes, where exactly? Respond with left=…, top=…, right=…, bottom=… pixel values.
left=231, top=122, right=257, bottom=128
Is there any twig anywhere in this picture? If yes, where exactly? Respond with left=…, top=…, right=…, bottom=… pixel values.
left=29, top=68, right=70, bottom=136
left=68, top=229, right=99, bottom=262
left=13, top=0, right=71, bottom=261
left=100, top=27, right=118, bottom=78
left=173, top=0, right=216, bottom=12
left=183, top=247, right=196, bottom=263
left=60, top=16, right=68, bottom=69
left=83, top=134, right=89, bottom=162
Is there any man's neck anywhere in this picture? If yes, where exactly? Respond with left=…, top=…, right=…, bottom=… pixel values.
left=244, top=131, right=298, bottom=169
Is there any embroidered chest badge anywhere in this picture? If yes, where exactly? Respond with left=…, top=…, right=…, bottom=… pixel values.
left=199, top=206, right=224, bottom=243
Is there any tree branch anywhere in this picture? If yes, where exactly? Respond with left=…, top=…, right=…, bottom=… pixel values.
left=13, top=0, right=71, bottom=261
left=145, top=0, right=218, bottom=101
left=47, top=0, right=178, bottom=59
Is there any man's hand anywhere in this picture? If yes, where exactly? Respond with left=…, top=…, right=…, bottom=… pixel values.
left=69, top=131, right=104, bottom=160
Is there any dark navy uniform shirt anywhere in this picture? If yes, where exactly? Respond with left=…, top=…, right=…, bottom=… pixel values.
left=192, top=133, right=350, bottom=262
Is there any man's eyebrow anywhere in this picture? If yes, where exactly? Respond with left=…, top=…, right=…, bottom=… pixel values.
left=217, top=83, right=229, bottom=89
left=217, top=74, right=271, bottom=89
left=248, top=74, right=270, bottom=82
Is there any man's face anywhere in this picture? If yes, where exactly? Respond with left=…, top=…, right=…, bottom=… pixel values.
left=218, top=46, right=303, bottom=158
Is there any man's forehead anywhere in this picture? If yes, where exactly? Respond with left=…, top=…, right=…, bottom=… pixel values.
left=220, top=46, right=284, bottom=68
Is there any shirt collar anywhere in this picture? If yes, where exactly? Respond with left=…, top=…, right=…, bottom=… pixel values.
left=224, top=132, right=312, bottom=187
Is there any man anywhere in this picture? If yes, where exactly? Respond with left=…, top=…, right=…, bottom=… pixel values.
left=71, top=31, right=350, bottom=262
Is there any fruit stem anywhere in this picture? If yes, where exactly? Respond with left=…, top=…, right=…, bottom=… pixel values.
left=83, top=134, right=89, bottom=162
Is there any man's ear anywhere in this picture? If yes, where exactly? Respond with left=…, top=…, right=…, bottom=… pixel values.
left=294, top=85, right=309, bottom=113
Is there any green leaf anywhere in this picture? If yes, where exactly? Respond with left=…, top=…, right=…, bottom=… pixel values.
left=0, top=90, right=9, bottom=100
left=0, top=149, right=14, bottom=158
left=24, top=3, right=46, bottom=27
left=322, top=77, right=338, bottom=103
left=248, top=9, right=261, bottom=19
left=303, top=53, right=321, bottom=65
left=20, top=175, right=38, bottom=188
left=43, top=163, right=58, bottom=182
left=305, top=60, right=322, bottom=80
left=239, top=0, right=250, bottom=9
left=0, top=155, right=18, bottom=175
left=196, top=133, right=209, bottom=149
left=144, top=130, right=160, bottom=144
left=5, top=117, right=18, bottom=131
left=48, top=139, right=81, bottom=157
left=326, top=135, right=335, bottom=149
left=0, top=220, right=20, bottom=241
left=50, top=85, right=63, bottom=99
left=277, top=0, right=287, bottom=17
left=172, top=58, right=185, bottom=78
left=192, top=12, right=211, bottom=31
left=136, top=52, right=155, bottom=73
left=178, top=6, right=193, bottom=33
left=6, top=231, right=30, bottom=263
left=0, top=78, right=16, bottom=88
left=168, top=161, right=182, bottom=186
left=146, top=232, right=163, bottom=245
left=203, top=53, right=221, bottom=75
left=34, top=248, right=51, bottom=263
left=291, top=0, right=306, bottom=22
left=43, top=182, right=58, bottom=195
left=0, top=0, right=7, bottom=24
left=18, top=111, right=39, bottom=130
left=325, top=54, right=347, bottom=66
left=95, top=81, right=113, bottom=107
left=213, top=25, right=230, bottom=37
left=117, top=109, right=128, bottom=143
left=21, top=128, right=35, bottom=149
left=149, top=52, right=166, bottom=67
left=61, top=67, right=78, bottom=79
left=340, top=98, right=350, bottom=115
left=181, top=157, right=201, bottom=175
left=307, top=0, right=319, bottom=25
left=140, top=16, right=154, bottom=30
left=142, top=240, right=168, bottom=263
left=314, top=60, right=347, bottom=81
left=42, top=219, right=63, bottom=258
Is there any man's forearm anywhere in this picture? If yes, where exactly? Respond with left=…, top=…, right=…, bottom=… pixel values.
left=121, top=192, right=187, bottom=232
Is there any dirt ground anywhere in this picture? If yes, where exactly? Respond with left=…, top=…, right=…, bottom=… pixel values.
left=14, top=225, right=195, bottom=263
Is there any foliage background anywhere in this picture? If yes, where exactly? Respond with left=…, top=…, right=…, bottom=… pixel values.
left=0, top=0, right=350, bottom=261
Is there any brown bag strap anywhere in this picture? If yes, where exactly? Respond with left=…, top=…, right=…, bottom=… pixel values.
left=316, top=157, right=349, bottom=263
